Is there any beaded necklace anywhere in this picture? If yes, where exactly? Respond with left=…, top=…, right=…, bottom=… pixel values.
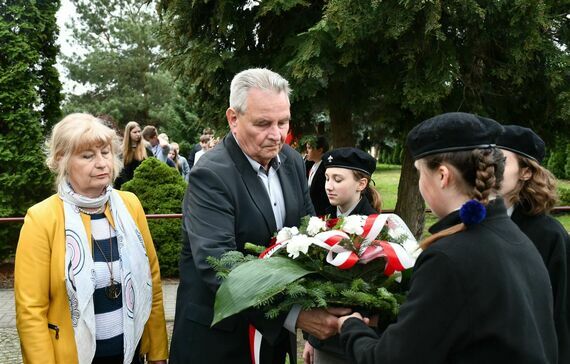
left=92, top=223, right=121, bottom=300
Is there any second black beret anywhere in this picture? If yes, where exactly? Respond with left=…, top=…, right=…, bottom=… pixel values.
left=406, top=112, right=504, bottom=160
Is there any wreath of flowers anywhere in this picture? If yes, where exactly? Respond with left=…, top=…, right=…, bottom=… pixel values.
left=208, top=214, right=419, bottom=326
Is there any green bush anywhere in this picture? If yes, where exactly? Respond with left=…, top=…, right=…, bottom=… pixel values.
left=547, top=141, right=568, bottom=179
left=559, top=185, right=570, bottom=206
left=565, top=144, right=570, bottom=180
left=122, top=158, right=186, bottom=277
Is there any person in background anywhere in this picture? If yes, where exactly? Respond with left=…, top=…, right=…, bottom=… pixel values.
left=306, top=136, right=331, bottom=216
left=497, top=125, right=570, bottom=363
left=115, top=121, right=149, bottom=190
left=193, top=134, right=211, bottom=165
left=187, top=127, right=214, bottom=170
left=337, top=112, right=557, bottom=364
left=304, top=147, right=381, bottom=364
left=142, top=126, right=170, bottom=164
left=169, top=68, right=347, bottom=364
left=208, top=135, right=221, bottom=149
left=322, top=147, right=381, bottom=218
left=15, top=113, right=168, bottom=364
left=169, top=142, right=190, bottom=182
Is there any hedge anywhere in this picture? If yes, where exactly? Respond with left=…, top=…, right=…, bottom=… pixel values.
left=122, top=158, right=186, bottom=277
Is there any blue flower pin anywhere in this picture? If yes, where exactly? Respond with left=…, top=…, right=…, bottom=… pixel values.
left=459, top=200, right=486, bottom=226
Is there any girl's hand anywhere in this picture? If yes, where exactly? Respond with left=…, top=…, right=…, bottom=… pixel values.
left=302, top=341, right=314, bottom=364
left=338, top=312, right=369, bottom=333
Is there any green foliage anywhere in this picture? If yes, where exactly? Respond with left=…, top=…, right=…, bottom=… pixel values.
left=547, top=139, right=568, bottom=179
left=565, top=143, right=570, bottom=180
left=391, top=144, right=403, bottom=165
left=122, top=158, right=186, bottom=276
left=62, top=0, right=197, bottom=141
left=210, top=241, right=411, bottom=325
left=0, top=1, right=61, bottom=261
left=559, top=186, right=570, bottom=206
left=158, top=0, right=570, bottom=232
left=158, top=0, right=569, bottom=148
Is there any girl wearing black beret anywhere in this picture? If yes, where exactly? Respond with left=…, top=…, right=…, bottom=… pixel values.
left=321, top=147, right=381, bottom=218
left=337, top=113, right=557, bottom=364
left=303, top=147, right=381, bottom=364
left=497, top=125, right=570, bottom=364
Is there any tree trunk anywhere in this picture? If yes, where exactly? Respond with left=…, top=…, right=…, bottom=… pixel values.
left=328, top=80, right=354, bottom=147
left=394, top=148, right=425, bottom=239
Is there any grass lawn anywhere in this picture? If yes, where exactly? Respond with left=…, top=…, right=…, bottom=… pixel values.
left=371, top=163, right=570, bottom=232
left=371, top=163, right=401, bottom=211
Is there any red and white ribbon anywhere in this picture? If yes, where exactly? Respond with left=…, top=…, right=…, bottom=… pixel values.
left=260, top=214, right=418, bottom=273
left=249, top=324, right=262, bottom=364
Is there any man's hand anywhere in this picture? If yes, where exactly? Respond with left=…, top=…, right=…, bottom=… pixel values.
left=302, top=341, right=314, bottom=364
left=296, top=307, right=352, bottom=340
left=337, top=312, right=370, bottom=334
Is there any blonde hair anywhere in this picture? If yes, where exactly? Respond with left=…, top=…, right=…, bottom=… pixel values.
left=170, top=142, right=180, bottom=170
left=122, top=121, right=147, bottom=165
left=46, top=113, right=123, bottom=187
left=503, top=155, right=558, bottom=215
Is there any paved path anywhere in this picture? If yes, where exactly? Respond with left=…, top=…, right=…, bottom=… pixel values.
left=0, top=281, right=178, bottom=363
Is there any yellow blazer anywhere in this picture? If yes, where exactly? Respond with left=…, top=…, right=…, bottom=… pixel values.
left=15, top=191, right=169, bottom=363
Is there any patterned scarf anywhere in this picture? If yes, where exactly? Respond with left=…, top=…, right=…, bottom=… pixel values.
left=59, top=181, right=152, bottom=364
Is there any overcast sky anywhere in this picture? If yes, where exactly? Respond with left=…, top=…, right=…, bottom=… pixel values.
left=56, top=0, right=82, bottom=94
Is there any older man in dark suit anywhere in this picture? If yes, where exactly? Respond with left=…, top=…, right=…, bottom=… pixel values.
left=169, top=68, right=346, bottom=364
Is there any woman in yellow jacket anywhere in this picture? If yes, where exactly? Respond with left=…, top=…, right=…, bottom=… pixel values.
left=15, top=113, right=168, bottom=364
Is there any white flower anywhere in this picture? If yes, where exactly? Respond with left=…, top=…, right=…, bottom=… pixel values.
left=276, top=226, right=299, bottom=244
left=342, top=215, right=366, bottom=235
left=306, top=217, right=327, bottom=236
left=286, top=235, right=313, bottom=259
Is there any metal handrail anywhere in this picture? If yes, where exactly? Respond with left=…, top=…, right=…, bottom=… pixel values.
left=2, top=207, right=570, bottom=224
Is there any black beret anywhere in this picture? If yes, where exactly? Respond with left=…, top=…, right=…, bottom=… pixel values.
left=322, top=147, right=376, bottom=176
left=406, top=112, right=504, bottom=160
left=496, top=125, right=545, bottom=164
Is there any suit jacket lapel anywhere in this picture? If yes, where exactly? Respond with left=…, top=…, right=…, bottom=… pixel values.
left=224, top=133, right=277, bottom=233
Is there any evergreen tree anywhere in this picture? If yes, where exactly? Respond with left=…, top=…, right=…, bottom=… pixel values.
left=0, top=0, right=61, bottom=260
left=62, top=0, right=192, bottom=131
left=122, top=158, right=186, bottom=276
left=158, top=0, right=569, bottom=236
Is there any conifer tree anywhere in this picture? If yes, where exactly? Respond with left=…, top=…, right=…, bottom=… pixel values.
left=0, top=0, right=62, bottom=260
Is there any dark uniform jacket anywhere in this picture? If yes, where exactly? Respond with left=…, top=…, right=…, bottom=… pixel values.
left=307, top=195, right=378, bottom=359
left=308, top=161, right=331, bottom=216
left=325, top=195, right=377, bottom=219
left=114, top=147, right=153, bottom=190
left=340, top=198, right=557, bottom=364
left=169, top=133, right=314, bottom=364
left=511, top=203, right=570, bottom=363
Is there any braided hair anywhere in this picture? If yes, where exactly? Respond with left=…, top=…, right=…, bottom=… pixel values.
left=420, top=147, right=505, bottom=249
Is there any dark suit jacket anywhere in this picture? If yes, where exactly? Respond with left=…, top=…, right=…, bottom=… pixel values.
left=187, top=142, right=201, bottom=170
left=340, top=199, right=557, bottom=364
left=309, top=161, right=331, bottom=216
left=169, top=133, right=315, bottom=364
left=512, top=204, right=570, bottom=364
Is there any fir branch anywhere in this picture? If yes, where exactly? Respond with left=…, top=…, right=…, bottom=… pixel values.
left=244, top=243, right=266, bottom=254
